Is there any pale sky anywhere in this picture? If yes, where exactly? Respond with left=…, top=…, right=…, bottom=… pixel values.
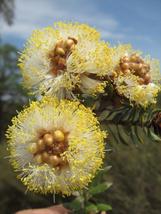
left=1, top=0, right=161, bottom=61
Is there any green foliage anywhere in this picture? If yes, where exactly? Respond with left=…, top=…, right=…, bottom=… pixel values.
left=0, top=44, right=28, bottom=139
left=100, top=104, right=161, bottom=144
left=85, top=204, right=98, bottom=213
left=97, top=203, right=112, bottom=211
left=82, top=90, right=161, bottom=145
left=104, top=143, right=161, bottom=214
left=0, top=0, right=14, bottom=25
left=85, top=203, right=112, bottom=213
left=89, top=182, right=112, bottom=196
left=65, top=166, right=112, bottom=213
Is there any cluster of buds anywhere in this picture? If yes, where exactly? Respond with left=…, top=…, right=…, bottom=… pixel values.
left=49, top=37, right=78, bottom=75
left=28, top=129, right=68, bottom=169
left=118, top=53, right=151, bottom=85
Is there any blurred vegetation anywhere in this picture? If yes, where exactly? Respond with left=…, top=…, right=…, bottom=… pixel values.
left=0, top=0, right=14, bottom=25
left=105, top=143, right=161, bottom=214
left=0, top=44, right=27, bottom=140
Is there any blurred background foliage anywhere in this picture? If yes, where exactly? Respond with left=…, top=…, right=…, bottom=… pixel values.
left=0, top=0, right=14, bottom=25
left=0, top=1, right=161, bottom=213
left=0, top=44, right=27, bottom=139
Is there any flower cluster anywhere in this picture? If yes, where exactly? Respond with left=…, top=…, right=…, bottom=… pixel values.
left=19, top=23, right=160, bottom=106
left=6, top=22, right=160, bottom=196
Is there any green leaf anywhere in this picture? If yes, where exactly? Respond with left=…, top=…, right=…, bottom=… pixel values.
left=64, top=198, right=82, bottom=211
left=102, top=165, right=112, bottom=172
left=93, top=100, right=101, bottom=111
left=117, top=125, right=129, bottom=145
left=99, top=110, right=111, bottom=121
left=107, top=124, right=122, bottom=144
left=97, top=203, right=112, bottom=211
left=85, top=203, right=98, bottom=213
left=148, top=128, right=161, bottom=142
left=98, top=96, right=161, bottom=145
left=89, top=182, right=112, bottom=195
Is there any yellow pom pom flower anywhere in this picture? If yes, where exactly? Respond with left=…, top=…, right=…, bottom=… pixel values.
left=111, top=44, right=161, bottom=107
left=6, top=97, right=106, bottom=195
left=115, top=73, right=160, bottom=107
left=111, top=44, right=161, bottom=83
left=18, top=22, right=113, bottom=99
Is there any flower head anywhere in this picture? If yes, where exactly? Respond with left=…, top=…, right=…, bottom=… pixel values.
left=6, top=97, right=106, bottom=195
left=115, top=73, right=160, bottom=107
left=111, top=44, right=161, bottom=107
left=19, top=22, right=113, bottom=99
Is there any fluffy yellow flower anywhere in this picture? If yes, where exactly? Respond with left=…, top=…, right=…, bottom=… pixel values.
left=111, top=44, right=161, bottom=84
left=111, top=44, right=161, bottom=107
left=6, top=97, right=106, bottom=195
left=115, top=73, right=160, bottom=107
left=18, top=22, right=113, bottom=99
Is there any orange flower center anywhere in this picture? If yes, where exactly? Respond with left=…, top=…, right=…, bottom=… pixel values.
left=116, top=53, right=151, bottom=85
left=48, top=37, right=77, bottom=76
left=28, top=129, right=69, bottom=170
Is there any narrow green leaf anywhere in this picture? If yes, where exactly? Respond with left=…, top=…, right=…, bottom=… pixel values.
left=94, top=100, right=100, bottom=111
left=85, top=203, right=98, bottom=213
left=117, top=125, right=129, bottom=145
left=96, top=166, right=112, bottom=178
left=130, top=126, right=139, bottom=144
left=97, top=203, right=112, bottom=211
left=108, top=124, right=121, bottom=143
left=131, top=108, right=141, bottom=123
left=102, top=165, right=112, bottom=172
left=64, top=198, right=82, bottom=210
left=134, top=126, right=143, bottom=143
left=99, top=110, right=111, bottom=121
left=89, top=182, right=112, bottom=195
left=120, top=108, right=133, bottom=122
left=148, top=128, right=161, bottom=142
